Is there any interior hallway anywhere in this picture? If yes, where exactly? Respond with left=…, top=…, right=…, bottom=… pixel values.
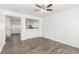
left=1, top=34, right=79, bottom=54
left=1, top=34, right=22, bottom=54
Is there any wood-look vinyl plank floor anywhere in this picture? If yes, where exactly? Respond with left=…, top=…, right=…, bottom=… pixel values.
left=1, top=34, right=79, bottom=54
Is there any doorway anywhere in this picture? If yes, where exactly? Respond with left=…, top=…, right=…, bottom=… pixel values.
left=2, top=16, right=21, bottom=54
left=4, top=15, right=22, bottom=53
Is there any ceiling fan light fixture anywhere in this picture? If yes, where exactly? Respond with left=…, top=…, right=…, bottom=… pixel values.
left=40, top=9, right=43, bottom=13
left=35, top=4, right=53, bottom=13
left=40, top=9, right=47, bottom=13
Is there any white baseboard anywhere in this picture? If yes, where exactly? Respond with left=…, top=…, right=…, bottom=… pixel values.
left=21, top=36, right=42, bottom=41
left=42, top=35, right=79, bottom=49
left=0, top=41, right=5, bottom=53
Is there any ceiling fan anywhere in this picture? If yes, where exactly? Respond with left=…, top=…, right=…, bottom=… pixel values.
left=34, top=4, right=53, bottom=13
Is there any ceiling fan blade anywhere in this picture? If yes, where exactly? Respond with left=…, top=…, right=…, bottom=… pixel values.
left=46, top=9, right=53, bottom=11
left=47, top=4, right=52, bottom=8
left=36, top=4, right=41, bottom=8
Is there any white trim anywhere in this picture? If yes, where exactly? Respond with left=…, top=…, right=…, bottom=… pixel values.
left=43, top=35, right=79, bottom=48
left=0, top=40, right=5, bottom=53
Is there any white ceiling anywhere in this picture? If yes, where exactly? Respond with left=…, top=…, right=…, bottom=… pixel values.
left=1, top=4, right=79, bottom=18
